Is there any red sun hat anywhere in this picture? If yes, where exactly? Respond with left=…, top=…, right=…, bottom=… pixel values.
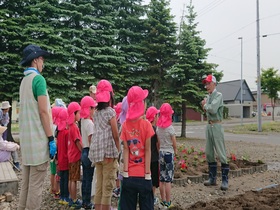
left=146, top=106, right=159, bottom=123
left=80, top=96, right=97, bottom=119
left=57, top=108, right=68, bottom=131
left=157, top=103, right=174, bottom=128
left=52, top=106, right=63, bottom=125
left=95, top=79, right=113, bottom=103
left=114, top=102, right=122, bottom=120
left=127, top=86, right=149, bottom=120
left=67, top=102, right=81, bottom=125
left=202, top=75, right=217, bottom=84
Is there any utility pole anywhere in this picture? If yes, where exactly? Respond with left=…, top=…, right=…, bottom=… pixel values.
left=238, top=37, right=243, bottom=125
left=256, top=0, right=262, bottom=132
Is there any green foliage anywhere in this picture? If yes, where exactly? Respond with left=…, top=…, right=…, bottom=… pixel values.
left=223, top=106, right=229, bottom=119
left=163, top=2, right=222, bottom=137
left=0, top=0, right=220, bottom=114
left=114, top=0, right=148, bottom=100
left=260, top=67, right=280, bottom=120
left=226, top=121, right=280, bottom=134
left=143, top=0, right=178, bottom=106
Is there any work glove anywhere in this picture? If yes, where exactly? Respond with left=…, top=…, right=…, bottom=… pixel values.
left=123, top=171, right=129, bottom=178
left=145, top=173, right=151, bottom=180
left=48, top=136, right=57, bottom=159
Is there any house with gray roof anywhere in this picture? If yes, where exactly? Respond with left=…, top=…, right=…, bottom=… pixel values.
left=216, top=79, right=255, bottom=118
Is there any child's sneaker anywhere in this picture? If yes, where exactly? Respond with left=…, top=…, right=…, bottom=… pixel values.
left=159, top=200, right=167, bottom=209
left=165, top=201, right=174, bottom=209
left=112, top=187, right=120, bottom=198
left=58, top=197, right=64, bottom=204
left=60, top=197, right=70, bottom=205
left=53, top=192, right=60, bottom=200
left=83, top=202, right=95, bottom=209
left=69, top=199, right=82, bottom=209
left=154, top=197, right=159, bottom=205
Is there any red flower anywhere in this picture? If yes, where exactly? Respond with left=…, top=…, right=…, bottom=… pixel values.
left=231, top=153, right=236, bottom=161
left=181, top=162, right=187, bottom=170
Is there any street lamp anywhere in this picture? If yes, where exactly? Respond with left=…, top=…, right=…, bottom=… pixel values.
left=238, top=37, right=243, bottom=125
left=262, top=32, right=280, bottom=38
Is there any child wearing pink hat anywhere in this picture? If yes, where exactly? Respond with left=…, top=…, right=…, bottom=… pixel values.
left=50, top=106, right=63, bottom=198
left=56, top=108, right=70, bottom=205
left=146, top=106, right=160, bottom=205
left=80, top=96, right=96, bottom=209
left=112, top=96, right=128, bottom=202
left=88, top=79, right=120, bottom=210
left=67, top=102, right=83, bottom=208
left=120, top=86, right=155, bottom=210
left=156, top=103, right=177, bottom=209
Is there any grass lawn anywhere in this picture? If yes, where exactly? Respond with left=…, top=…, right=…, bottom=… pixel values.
left=225, top=121, right=280, bottom=134
left=11, top=123, right=19, bottom=133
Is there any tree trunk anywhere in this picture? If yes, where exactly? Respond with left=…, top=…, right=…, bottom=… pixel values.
left=181, top=101, right=187, bottom=138
left=272, top=98, right=275, bottom=121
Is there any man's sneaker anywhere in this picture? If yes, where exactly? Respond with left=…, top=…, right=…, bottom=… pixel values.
left=112, top=187, right=120, bottom=198
left=154, top=197, right=159, bottom=205
left=165, top=201, right=174, bottom=209
left=83, top=202, right=95, bottom=209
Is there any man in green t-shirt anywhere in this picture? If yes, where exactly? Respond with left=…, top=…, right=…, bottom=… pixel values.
left=18, top=44, right=56, bottom=210
left=201, top=75, right=229, bottom=191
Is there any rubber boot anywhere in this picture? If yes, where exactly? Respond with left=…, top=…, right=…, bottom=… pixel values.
left=204, top=162, right=217, bottom=186
left=221, top=163, right=229, bottom=191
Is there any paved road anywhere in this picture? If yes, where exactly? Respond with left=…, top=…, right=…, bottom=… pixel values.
left=174, top=117, right=280, bottom=146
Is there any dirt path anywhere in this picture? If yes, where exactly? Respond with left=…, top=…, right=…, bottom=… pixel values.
left=1, top=138, right=279, bottom=209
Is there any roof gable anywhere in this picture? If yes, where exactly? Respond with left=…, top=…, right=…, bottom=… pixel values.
left=216, top=79, right=255, bottom=102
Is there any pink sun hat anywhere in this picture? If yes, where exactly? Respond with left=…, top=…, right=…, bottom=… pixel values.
left=95, top=79, right=113, bottom=103
left=80, top=96, right=97, bottom=119
left=114, top=102, right=122, bottom=120
left=67, top=102, right=81, bottom=125
left=119, top=96, right=128, bottom=125
left=57, top=108, right=68, bottom=131
left=157, top=103, right=174, bottom=128
left=52, top=106, right=64, bottom=125
left=127, top=86, right=149, bottom=121
left=146, top=106, right=160, bottom=123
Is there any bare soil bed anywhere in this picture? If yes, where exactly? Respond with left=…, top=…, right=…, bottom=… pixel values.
left=1, top=139, right=280, bottom=210
left=188, top=184, right=280, bottom=210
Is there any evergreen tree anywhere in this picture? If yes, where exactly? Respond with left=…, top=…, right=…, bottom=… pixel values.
left=114, top=0, right=148, bottom=98
left=143, top=0, right=177, bottom=106
left=164, top=2, right=221, bottom=137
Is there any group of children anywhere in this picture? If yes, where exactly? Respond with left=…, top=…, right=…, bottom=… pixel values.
left=49, top=80, right=177, bottom=210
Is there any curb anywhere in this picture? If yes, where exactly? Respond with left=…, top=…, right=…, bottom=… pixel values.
left=173, top=164, right=268, bottom=186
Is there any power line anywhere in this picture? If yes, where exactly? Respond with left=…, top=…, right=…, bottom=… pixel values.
left=197, top=0, right=226, bottom=19
left=206, top=12, right=280, bottom=47
left=208, top=54, right=256, bottom=67
left=261, top=12, right=280, bottom=21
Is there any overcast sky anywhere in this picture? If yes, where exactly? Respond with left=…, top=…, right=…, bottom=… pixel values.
left=144, top=0, right=280, bottom=91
